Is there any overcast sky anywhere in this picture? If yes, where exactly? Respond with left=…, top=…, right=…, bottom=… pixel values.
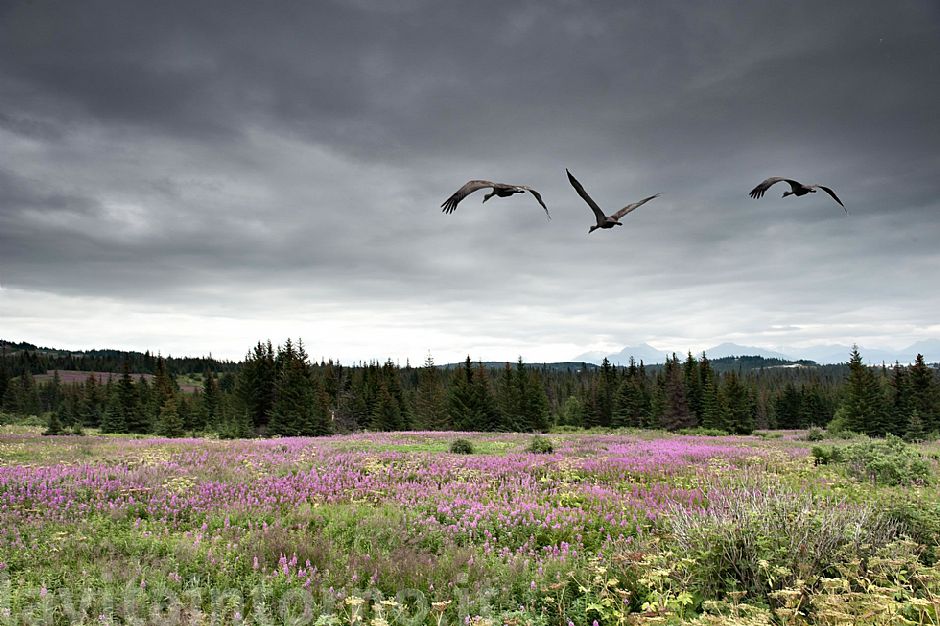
left=1, top=0, right=939, bottom=363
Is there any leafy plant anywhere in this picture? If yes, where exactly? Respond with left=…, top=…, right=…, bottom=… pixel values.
left=803, top=426, right=826, bottom=442
left=667, top=478, right=901, bottom=600
left=526, top=435, right=554, bottom=454
left=449, top=438, right=475, bottom=454
left=813, top=435, right=932, bottom=485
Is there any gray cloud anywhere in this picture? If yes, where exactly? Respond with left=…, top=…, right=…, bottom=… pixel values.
left=1, top=0, right=939, bottom=362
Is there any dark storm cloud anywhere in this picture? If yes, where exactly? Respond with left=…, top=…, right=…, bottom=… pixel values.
left=1, top=0, right=939, bottom=360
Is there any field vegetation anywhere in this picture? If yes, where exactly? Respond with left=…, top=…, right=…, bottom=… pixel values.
left=1, top=428, right=939, bottom=625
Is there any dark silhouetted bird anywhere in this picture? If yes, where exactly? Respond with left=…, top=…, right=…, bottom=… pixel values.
left=749, top=177, right=846, bottom=213
left=441, top=180, right=550, bottom=219
left=566, top=169, right=660, bottom=234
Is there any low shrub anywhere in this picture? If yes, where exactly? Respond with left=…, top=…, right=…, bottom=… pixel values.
left=813, top=436, right=931, bottom=486
left=678, top=427, right=730, bottom=437
left=449, top=438, right=474, bottom=454
left=526, top=434, right=554, bottom=454
left=549, top=424, right=584, bottom=434
left=803, top=426, right=826, bottom=441
left=666, top=478, right=901, bottom=600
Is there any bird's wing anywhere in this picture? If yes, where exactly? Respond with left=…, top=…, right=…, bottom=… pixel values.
left=813, top=185, right=847, bottom=213
left=611, top=193, right=661, bottom=220
left=749, top=177, right=799, bottom=199
left=566, top=169, right=606, bottom=225
left=441, top=180, right=494, bottom=214
left=520, top=187, right=551, bottom=220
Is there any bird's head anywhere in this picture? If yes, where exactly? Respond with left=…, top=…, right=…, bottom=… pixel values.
left=782, top=191, right=792, bottom=198
left=588, top=225, right=599, bottom=234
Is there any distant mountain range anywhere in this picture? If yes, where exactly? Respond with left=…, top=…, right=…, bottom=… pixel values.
left=574, top=339, right=940, bottom=365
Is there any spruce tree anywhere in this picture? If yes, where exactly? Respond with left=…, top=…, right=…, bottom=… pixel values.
left=235, top=341, right=276, bottom=431
left=495, top=363, right=522, bottom=431
left=906, top=409, right=926, bottom=442
left=0, top=356, right=9, bottom=412
left=100, top=390, right=126, bottom=434
left=446, top=358, right=499, bottom=432
left=722, top=370, right=755, bottom=434
left=41, top=370, right=63, bottom=414
left=380, top=359, right=410, bottom=430
left=371, top=381, right=402, bottom=432
left=799, top=384, right=831, bottom=428
left=157, top=396, right=185, bottom=438
left=414, top=354, right=448, bottom=430
left=840, top=347, right=887, bottom=436
left=595, top=358, right=616, bottom=427
left=471, top=362, right=500, bottom=431
left=44, top=405, right=64, bottom=435
left=660, top=355, right=694, bottom=431
left=613, top=359, right=651, bottom=428
left=909, top=354, right=939, bottom=434
left=888, top=363, right=913, bottom=437
left=683, top=352, right=703, bottom=423
left=269, top=339, right=316, bottom=436
left=518, top=361, right=550, bottom=432
left=4, top=371, right=41, bottom=416
left=309, top=375, right=333, bottom=436
left=118, top=361, right=146, bottom=433
left=581, top=380, right=603, bottom=429
left=699, top=357, right=725, bottom=431
left=78, top=374, right=103, bottom=428
left=774, top=383, right=803, bottom=429
left=202, top=369, right=223, bottom=430
left=448, top=357, right=478, bottom=431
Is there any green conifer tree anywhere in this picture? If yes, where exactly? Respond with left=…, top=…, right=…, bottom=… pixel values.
left=235, top=341, right=276, bottom=431
left=799, top=383, right=831, bottom=428
left=722, top=370, right=755, bottom=434
left=660, top=355, right=694, bottom=431
left=888, top=363, right=913, bottom=437
left=269, top=339, right=317, bottom=436
left=699, top=356, right=725, bottom=431
left=774, top=383, right=804, bottom=429
left=495, top=363, right=522, bottom=431
left=414, top=354, right=448, bottom=430
left=683, top=352, right=703, bottom=423
left=118, top=361, right=146, bottom=433
left=840, top=346, right=887, bottom=436
left=157, top=396, right=185, bottom=438
left=371, top=381, right=402, bottom=432
left=909, top=354, right=939, bottom=434
left=202, top=369, right=223, bottom=430
left=44, top=404, right=63, bottom=435
left=100, top=389, right=126, bottom=434
left=78, top=374, right=103, bottom=428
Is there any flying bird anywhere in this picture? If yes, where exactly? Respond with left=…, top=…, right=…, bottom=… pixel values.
left=749, top=177, right=846, bottom=213
left=566, top=169, right=660, bottom=234
left=441, top=180, right=550, bottom=219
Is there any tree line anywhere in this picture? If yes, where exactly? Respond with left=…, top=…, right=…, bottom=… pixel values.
left=1, top=340, right=938, bottom=439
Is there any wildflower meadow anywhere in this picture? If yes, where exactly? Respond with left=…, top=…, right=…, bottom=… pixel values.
left=1, top=429, right=939, bottom=625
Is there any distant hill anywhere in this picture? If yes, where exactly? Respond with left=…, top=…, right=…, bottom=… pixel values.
left=1, top=338, right=237, bottom=375
left=574, top=340, right=940, bottom=366
left=702, top=343, right=792, bottom=360
left=441, top=361, right=598, bottom=372
left=439, top=355, right=825, bottom=375
left=32, top=370, right=202, bottom=393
